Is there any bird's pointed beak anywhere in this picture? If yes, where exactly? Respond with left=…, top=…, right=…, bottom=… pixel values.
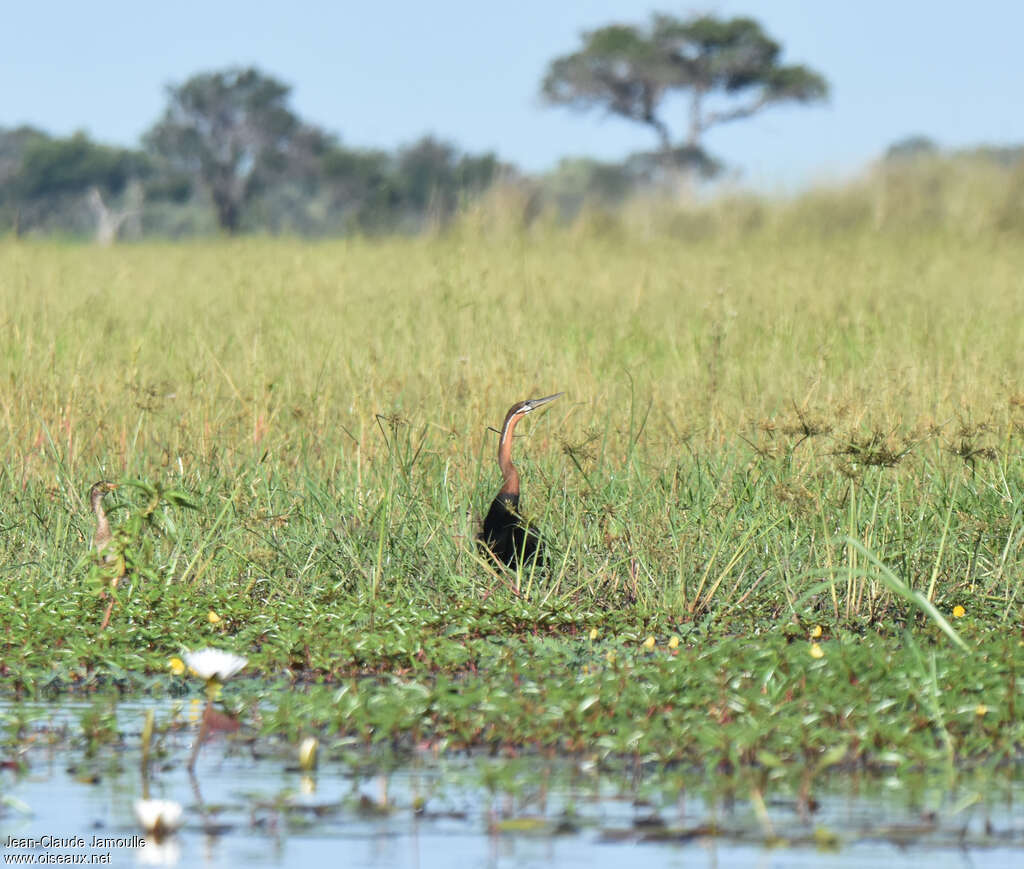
left=525, top=392, right=563, bottom=412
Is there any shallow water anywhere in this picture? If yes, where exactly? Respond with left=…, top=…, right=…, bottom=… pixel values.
left=1, top=700, right=1022, bottom=868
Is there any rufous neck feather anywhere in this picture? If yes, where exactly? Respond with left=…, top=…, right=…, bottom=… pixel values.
left=498, top=409, right=525, bottom=496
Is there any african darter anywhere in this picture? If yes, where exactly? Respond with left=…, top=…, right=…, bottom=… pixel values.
left=478, top=393, right=562, bottom=568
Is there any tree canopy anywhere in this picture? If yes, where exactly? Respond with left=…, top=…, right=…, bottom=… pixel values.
left=542, top=13, right=829, bottom=174
left=14, top=132, right=147, bottom=199
left=145, top=67, right=301, bottom=232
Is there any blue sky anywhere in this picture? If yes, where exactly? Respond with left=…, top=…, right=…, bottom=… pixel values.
left=4, top=1, right=1022, bottom=189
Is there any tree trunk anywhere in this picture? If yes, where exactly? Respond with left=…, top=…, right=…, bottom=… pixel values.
left=657, top=87, right=707, bottom=199
left=687, top=87, right=705, bottom=149
left=87, top=185, right=142, bottom=245
left=649, top=117, right=673, bottom=158
left=212, top=190, right=241, bottom=234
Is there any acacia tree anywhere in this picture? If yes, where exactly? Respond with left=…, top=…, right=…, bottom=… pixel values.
left=145, top=67, right=300, bottom=232
left=542, top=13, right=828, bottom=175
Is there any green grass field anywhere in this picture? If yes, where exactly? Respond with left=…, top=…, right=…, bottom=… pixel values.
left=1, top=207, right=1022, bottom=782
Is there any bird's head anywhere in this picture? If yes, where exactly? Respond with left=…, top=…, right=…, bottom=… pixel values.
left=500, top=392, right=563, bottom=440
left=505, top=392, right=563, bottom=420
left=89, top=481, right=118, bottom=504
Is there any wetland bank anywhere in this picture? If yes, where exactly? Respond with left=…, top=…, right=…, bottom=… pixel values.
left=1, top=213, right=1023, bottom=864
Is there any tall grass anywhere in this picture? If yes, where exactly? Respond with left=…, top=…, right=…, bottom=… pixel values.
left=0, top=187, right=1022, bottom=635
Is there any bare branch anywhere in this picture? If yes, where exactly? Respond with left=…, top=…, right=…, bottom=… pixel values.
left=87, top=183, right=144, bottom=246
left=701, top=95, right=769, bottom=131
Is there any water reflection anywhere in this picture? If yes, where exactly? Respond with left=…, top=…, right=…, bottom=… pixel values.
left=0, top=699, right=1021, bottom=868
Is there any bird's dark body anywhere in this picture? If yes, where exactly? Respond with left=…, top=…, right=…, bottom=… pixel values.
left=478, top=492, right=544, bottom=568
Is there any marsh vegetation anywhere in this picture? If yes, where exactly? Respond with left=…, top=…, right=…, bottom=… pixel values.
left=1, top=188, right=1022, bottom=861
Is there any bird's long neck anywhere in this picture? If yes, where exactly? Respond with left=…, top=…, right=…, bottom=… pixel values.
left=91, top=492, right=110, bottom=540
left=497, top=410, right=524, bottom=500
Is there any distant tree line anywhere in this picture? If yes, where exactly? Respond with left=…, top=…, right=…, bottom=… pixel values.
left=0, top=13, right=838, bottom=242
left=883, top=135, right=1024, bottom=168
left=0, top=68, right=511, bottom=242
left=4, top=12, right=1020, bottom=243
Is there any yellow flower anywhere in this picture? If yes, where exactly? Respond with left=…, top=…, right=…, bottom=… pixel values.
left=952, top=605, right=965, bottom=619
left=668, top=635, right=679, bottom=650
left=208, top=610, right=221, bottom=624
left=168, top=657, right=186, bottom=676
left=299, top=737, right=319, bottom=771
left=588, top=627, right=598, bottom=641
left=810, top=625, right=823, bottom=638
left=605, top=649, right=616, bottom=664
left=809, top=642, right=825, bottom=659
left=643, top=635, right=656, bottom=650
left=975, top=704, right=988, bottom=717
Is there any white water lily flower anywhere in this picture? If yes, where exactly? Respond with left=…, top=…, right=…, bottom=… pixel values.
left=134, top=798, right=184, bottom=837
left=183, top=648, right=248, bottom=682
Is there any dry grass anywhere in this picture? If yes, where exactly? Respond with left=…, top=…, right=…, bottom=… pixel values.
left=0, top=192, right=1021, bottom=625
